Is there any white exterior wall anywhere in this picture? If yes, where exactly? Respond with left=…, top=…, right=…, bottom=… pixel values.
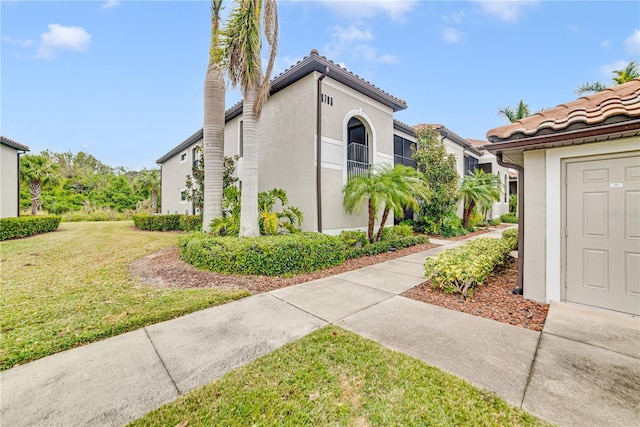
left=159, top=141, right=199, bottom=215
left=0, top=144, right=20, bottom=218
left=441, top=137, right=467, bottom=218
left=477, top=151, right=511, bottom=219
left=522, top=136, right=639, bottom=304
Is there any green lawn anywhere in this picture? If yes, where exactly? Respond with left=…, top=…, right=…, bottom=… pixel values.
left=129, top=326, right=550, bottom=427
left=0, top=221, right=249, bottom=370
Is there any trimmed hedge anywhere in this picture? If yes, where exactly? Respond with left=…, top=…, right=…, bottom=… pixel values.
left=179, top=232, right=345, bottom=277
left=502, top=228, right=518, bottom=250
left=344, top=235, right=431, bottom=259
left=133, top=214, right=202, bottom=232
left=425, top=236, right=515, bottom=297
left=0, top=216, right=61, bottom=241
left=500, top=213, right=519, bottom=224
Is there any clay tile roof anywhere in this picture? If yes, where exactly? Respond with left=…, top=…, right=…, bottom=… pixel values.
left=0, top=135, right=29, bottom=151
left=465, top=138, right=488, bottom=150
left=487, top=79, right=640, bottom=140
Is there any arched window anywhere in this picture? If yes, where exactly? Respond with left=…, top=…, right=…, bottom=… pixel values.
left=347, top=117, right=370, bottom=179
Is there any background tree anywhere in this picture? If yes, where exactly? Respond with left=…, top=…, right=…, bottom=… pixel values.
left=575, top=61, right=639, bottom=95
left=20, top=154, right=61, bottom=214
left=459, top=169, right=503, bottom=229
left=343, top=164, right=426, bottom=243
left=202, top=0, right=226, bottom=232
left=224, top=0, right=278, bottom=237
left=133, top=169, right=160, bottom=213
left=412, top=126, right=460, bottom=231
left=497, top=99, right=532, bottom=123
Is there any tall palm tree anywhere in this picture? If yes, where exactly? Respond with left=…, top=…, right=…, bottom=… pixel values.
left=20, top=154, right=61, bottom=215
left=459, top=169, right=503, bottom=229
left=224, top=0, right=278, bottom=237
left=202, top=0, right=226, bottom=232
left=133, top=169, right=160, bottom=213
left=497, top=99, right=531, bottom=123
left=343, top=164, right=427, bottom=243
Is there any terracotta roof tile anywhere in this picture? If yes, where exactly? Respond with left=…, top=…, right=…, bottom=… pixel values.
left=0, top=135, right=29, bottom=151
left=486, top=78, right=640, bottom=140
left=465, top=138, right=488, bottom=150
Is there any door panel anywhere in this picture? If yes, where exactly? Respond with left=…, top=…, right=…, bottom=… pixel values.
left=566, top=154, right=640, bottom=315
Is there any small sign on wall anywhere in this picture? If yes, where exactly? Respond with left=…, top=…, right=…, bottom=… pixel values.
left=610, top=183, right=624, bottom=188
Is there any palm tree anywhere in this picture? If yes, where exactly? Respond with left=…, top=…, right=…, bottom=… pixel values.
left=133, top=169, right=160, bottom=213
left=224, top=0, right=278, bottom=237
left=575, top=61, right=639, bottom=95
left=459, top=169, right=503, bottom=229
left=343, top=164, right=427, bottom=243
left=202, top=0, right=226, bottom=232
left=498, top=99, right=531, bottom=123
left=20, top=154, right=61, bottom=215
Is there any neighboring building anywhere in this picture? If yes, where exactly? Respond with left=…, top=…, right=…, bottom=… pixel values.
left=158, top=49, right=408, bottom=234
left=486, top=78, right=640, bottom=316
left=0, top=136, right=29, bottom=218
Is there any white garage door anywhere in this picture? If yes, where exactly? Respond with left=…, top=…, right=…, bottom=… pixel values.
left=566, top=153, right=640, bottom=316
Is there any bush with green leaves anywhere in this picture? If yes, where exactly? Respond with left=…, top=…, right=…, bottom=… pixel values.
left=380, top=224, right=414, bottom=241
left=489, top=218, right=501, bottom=226
left=502, top=228, right=518, bottom=250
left=500, top=213, right=519, bottom=224
left=338, top=230, right=369, bottom=248
left=424, top=237, right=513, bottom=297
left=133, top=214, right=202, bottom=231
left=0, top=216, right=61, bottom=241
left=344, top=235, right=430, bottom=259
left=179, top=232, right=345, bottom=276
left=509, top=193, right=518, bottom=213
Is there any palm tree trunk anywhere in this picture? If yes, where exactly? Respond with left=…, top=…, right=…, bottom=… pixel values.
left=367, top=198, right=375, bottom=243
left=463, top=199, right=475, bottom=229
left=376, top=207, right=390, bottom=242
left=202, top=67, right=225, bottom=232
left=239, top=85, right=261, bottom=237
left=151, top=188, right=158, bottom=214
left=29, top=181, right=41, bottom=215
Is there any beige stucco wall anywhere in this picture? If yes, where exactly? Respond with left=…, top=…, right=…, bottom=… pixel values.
left=523, top=150, right=547, bottom=303
left=0, top=144, right=20, bottom=218
left=159, top=141, right=199, bottom=215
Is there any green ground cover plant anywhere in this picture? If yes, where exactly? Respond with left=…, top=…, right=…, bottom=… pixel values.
left=129, top=326, right=550, bottom=427
left=0, top=221, right=248, bottom=370
left=0, top=216, right=61, bottom=241
left=133, top=214, right=202, bottom=231
left=500, top=212, right=519, bottom=224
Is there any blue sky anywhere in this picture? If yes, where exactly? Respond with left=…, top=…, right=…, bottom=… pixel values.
left=2, top=0, right=639, bottom=170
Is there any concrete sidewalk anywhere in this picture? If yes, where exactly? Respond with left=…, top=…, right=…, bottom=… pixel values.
left=2, top=229, right=639, bottom=427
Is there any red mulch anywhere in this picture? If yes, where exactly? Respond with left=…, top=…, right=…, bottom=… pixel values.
left=402, top=257, right=549, bottom=331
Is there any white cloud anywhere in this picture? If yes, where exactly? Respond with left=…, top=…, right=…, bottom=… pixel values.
left=472, top=0, right=538, bottom=23
left=36, top=24, right=91, bottom=59
left=624, top=29, right=640, bottom=56
left=2, top=35, right=34, bottom=48
left=444, top=10, right=466, bottom=24
left=600, top=39, right=612, bottom=49
left=323, top=24, right=397, bottom=64
left=600, top=60, right=628, bottom=78
left=311, top=0, right=418, bottom=22
left=442, top=27, right=464, bottom=44
left=100, top=1, right=121, bottom=9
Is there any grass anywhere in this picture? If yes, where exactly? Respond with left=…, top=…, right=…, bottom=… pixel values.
left=129, top=326, right=550, bottom=427
left=0, top=221, right=249, bottom=370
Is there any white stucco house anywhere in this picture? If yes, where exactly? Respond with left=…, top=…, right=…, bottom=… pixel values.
left=157, top=50, right=509, bottom=234
left=1, top=136, right=29, bottom=218
left=486, top=78, right=640, bottom=316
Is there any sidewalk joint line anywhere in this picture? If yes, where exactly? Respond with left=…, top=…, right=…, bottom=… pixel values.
left=144, top=327, right=182, bottom=396
left=520, top=330, right=544, bottom=409
left=542, top=330, right=640, bottom=360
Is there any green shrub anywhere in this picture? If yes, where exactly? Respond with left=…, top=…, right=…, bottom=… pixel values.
left=0, top=216, right=61, bottom=241
left=179, top=232, right=345, bottom=277
left=509, top=193, right=518, bottom=213
left=338, top=230, right=368, bottom=248
left=381, top=224, right=414, bottom=240
left=502, top=228, right=518, bottom=250
left=61, top=207, right=130, bottom=222
left=179, top=215, right=203, bottom=232
left=500, top=213, right=519, bottom=224
left=424, top=237, right=512, bottom=297
left=133, top=214, right=182, bottom=231
left=344, top=235, right=430, bottom=259
left=440, top=212, right=466, bottom=237
left=489, top=218, right=501, bottom=226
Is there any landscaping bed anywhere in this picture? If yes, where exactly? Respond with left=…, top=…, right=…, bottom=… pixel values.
left=403, top=257, right=549, bottom=331
left=428, top=224, right=511, bottom=241
left=131, top=241, right=439, bottom=293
